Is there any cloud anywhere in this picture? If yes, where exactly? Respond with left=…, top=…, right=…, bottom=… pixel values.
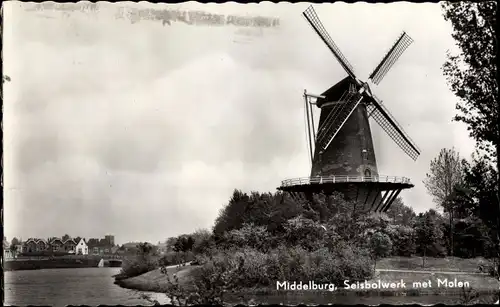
left=3, top=2, right=476, bottom=243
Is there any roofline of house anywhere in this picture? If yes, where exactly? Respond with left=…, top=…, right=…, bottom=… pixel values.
left=24, top=238, right=79, bottom=245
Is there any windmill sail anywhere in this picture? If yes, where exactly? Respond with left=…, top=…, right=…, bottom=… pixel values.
left=302, top=5, right=420, bottom=161
left=369, top=32, right=413, bottom=85
left=303, top=6, right=357, bottom=79
left=367, top=98, right=420, bottom=160
left=316, top=89, right=364, bottom=152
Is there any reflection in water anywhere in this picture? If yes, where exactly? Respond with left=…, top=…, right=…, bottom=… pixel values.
left=4, top=268, right=169, bottom=306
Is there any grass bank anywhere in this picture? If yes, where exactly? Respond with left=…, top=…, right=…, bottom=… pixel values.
left=114, top=264, right=199, bottom=292
left=376, top=256, right=492, bottom=272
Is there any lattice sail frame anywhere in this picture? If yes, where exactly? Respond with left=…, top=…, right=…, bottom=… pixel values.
left=369, top=32, right=414, bottom=85
left=302, top=5, right=421, bottom=161
left=366, top=98, right=421, bottom=161
left=303, top=6, right=356, bottom=78
left=316, top=90, right=363, bottom=151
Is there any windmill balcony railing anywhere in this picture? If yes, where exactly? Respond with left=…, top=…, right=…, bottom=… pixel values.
left=280, top=175, right=412, bottom=187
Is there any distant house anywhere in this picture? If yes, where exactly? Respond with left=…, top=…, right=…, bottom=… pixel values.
left=49, top=238, right=67, bottom=252
left=22, top=235, right=114, bottom=255
left=62, top=239, right=77, bottom=253
left=22, top=238, right=76, bottom=254
left=75, top=238, right=89, bottom=255
left=24, top=238, right=48, bottom=253
left=104, top=235, right=115, bottom=246
left=87, top=238, right=114, bottom=255
left=3, top=238, right=14, bottom=259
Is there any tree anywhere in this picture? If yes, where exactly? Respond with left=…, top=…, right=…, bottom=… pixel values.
left=441, top=1, right=499, bottom=262
left=386, top=224, right=417, bottom=257
left=415, top=210, right=446, bottom=267
left=222, top=223, right=272, bottom=252
left=137, top=242, right=158, bottom=261
left=423, top=147, right=464, bottom=255
left=11, top=237, right=20, bottom=246
left=191, top=229, right=215, bottom=255
left=213, top=190, right=303, bottom=236
left=166, top=237, right=177, bottom=252
left=173, top=236, right=194, bottom=253
left=186, top=237, right=195, bottom=251
left=385, top=197, right=417, bottom=226
left=462, top=158, right=499, bottom=229
left=461, top=158, right=499, bottom=265
left=9, top=243, right=18, bottom=258
left=62, top=234, right=71, bottom=241
left=442, top=1, right=498, bottom=164
left=369, top=232, right=392, bottom=273
left=452, top=216, right=495, bottom=257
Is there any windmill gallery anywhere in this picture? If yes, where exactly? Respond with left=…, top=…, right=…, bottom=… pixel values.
left=278, top=6, right=421, bottom=213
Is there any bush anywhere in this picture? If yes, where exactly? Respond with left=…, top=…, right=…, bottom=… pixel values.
left=220, top=224, right=272, bottom=252
left=387, top=225, right=416, bottom=256
left=335, top=242, right=373, bottom=281
left=162, top=249, right=246, bottom=305
left=282, top=216, right=326, bottom=251
left=187, top=244, right=373, bottom=290
left=191, top=229, right=215, bottom=255
left=234, top=248, right=270, bottom=287
left=120, top=256, right=157, bottom=279
left=159, top=251, right=195, bottom=267
left=119, top=242, right=158, bottom=279
left=262, top=245, right=309, bottom=282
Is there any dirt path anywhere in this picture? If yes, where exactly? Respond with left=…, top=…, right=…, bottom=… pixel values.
left=164, top=261, right=191, bottom=269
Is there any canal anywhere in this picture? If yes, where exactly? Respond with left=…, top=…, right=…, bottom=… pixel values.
left=4, top=267, right=169, bottom=306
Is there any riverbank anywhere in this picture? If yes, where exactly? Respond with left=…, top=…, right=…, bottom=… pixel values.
left=113, top=256, right=500, bottom=304
left=5, top=257, right=122, bottom=271
left=114, top=263, right=198, bottom=292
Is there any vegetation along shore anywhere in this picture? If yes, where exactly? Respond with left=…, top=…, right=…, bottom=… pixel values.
left=113, top=189, right=500, bottom=305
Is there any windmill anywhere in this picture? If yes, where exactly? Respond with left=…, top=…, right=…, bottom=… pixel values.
left=278, top=6, right=421, bottom=212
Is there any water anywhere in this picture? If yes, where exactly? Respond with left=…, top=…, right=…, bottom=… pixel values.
left=232, top=292, right=462, bottom=305
left=4, top=268, right=169, bottom=306
left=4, top=268, right=494, bottom=305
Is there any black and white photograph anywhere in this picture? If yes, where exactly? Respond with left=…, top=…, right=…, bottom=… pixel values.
left=2, top=1, right=498, bottom=306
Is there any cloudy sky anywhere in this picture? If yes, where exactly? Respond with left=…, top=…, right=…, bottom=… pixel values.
left=3, top=1, right=475, bottom=244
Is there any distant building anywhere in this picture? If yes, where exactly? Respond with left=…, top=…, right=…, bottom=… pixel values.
left=62, top=239, right=77, bottom=253
left=3, top=238, right=15, bottom=259
left=22, top=238, right=76, bottom=254
left=24, top=238, right=48, bottom=253
left=104, top=235, right=115, bottom=246
left=75, top=238, right=89, bottom=255
left=49, top=238, right=64, bottom=252
left=87, top=238, right=114, bottom=255
left=156, top=242, right=168, bottom=255
left=49, top=238, right=77, bottom=253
